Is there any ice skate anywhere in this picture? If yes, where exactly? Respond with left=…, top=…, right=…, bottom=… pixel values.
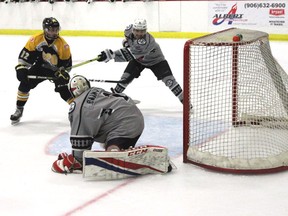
left=10, top=106, right=24, bottom=125
left=167, top=159, right=176, bottom=173
left=167, top=164, right=172, bottom=173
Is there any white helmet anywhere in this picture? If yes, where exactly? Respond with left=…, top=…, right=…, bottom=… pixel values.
left=133, top=18, right=147, bottom=31
left=68, top=75, right=91, bottom=98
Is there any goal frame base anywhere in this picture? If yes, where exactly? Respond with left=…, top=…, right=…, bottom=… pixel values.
left=183, top=159, right=288, bottom=174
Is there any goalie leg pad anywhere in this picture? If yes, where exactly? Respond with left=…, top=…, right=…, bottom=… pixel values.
left=83, top=145, right=172, bottom=180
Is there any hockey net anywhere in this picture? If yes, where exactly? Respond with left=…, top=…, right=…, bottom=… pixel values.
left=183, top=28, right=288, bottom=173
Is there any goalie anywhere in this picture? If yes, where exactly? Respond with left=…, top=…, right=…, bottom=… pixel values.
left=52, top=75, right=172, bottom=180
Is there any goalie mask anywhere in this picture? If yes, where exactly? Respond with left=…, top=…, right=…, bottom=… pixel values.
left=132, top=18, right=147, bottom=39
left=42, top=17, right=60, bottom=41
left=69, top=75, right=91, bottom=98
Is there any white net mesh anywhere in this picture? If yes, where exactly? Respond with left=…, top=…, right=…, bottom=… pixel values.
left=183, top=28, right=288, bottom=173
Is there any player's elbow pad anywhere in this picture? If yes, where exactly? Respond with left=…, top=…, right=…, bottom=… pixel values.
left=114, top=48, right=135, bottom=62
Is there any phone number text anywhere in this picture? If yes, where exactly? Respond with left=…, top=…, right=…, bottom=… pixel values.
left=244, top=3, right=286, bottom=9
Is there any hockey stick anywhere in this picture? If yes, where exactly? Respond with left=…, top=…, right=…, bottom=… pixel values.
left=27, top=75, right=126, bottom=84
left=28, top=56, right=101, bottom=80
left=88, top=79, right=125, bottom=83
left=41, top=56, right=101, bottom=72
left=68, top=56, right=100, bottom=70
left=27, top=75, right=55, bottom=80
left=27, top=75, right=140, bottom=103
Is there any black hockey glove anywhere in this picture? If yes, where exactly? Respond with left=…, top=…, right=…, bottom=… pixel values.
left=54, top=67, right=70, bottom=83
left=15, top=64, right=29, bottom=83
left=112, top=92, right=129, bottom=101
left=97, top=49, right=115, bottom=63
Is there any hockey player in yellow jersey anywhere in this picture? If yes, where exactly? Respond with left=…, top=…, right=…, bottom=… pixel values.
left=10, top=17, right=73, bottom=125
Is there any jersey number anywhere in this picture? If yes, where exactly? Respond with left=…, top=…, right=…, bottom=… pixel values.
left=99, top=109, right=114, bottom=118
left=20, top=50, right=29, bottom=60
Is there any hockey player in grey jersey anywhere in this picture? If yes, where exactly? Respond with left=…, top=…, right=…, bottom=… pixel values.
left=97, top=18, right=184, bottom=104
left=52, top=75, right=144, bottom=174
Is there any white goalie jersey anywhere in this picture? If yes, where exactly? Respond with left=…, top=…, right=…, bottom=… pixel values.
left=68, top=87, right=144, bottom=150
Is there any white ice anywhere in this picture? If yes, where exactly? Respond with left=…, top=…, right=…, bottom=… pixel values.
left=1, top=35, right=288, bottom=216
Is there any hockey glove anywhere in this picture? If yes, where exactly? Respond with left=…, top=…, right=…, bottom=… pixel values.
left=97, top=49, right=115, bottom=63
left=15, top=64, right=29, bottom=83
left=112, top=92, right=130, bottom=101
left=52, top=153, right=82, bottom=174
left=54, top=67, right=70, bottom=82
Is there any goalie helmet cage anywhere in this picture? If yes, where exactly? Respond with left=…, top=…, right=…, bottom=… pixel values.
left=183, top=27, right=288, bottom=174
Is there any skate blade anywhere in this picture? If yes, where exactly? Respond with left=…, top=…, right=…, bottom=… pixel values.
left=11, top=119, right=20, bottom=126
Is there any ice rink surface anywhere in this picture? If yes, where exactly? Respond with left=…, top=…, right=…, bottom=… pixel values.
left=1, top=35, right=288, bottom=216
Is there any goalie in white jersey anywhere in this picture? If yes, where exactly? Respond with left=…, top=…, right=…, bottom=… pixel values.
left=52, top=75, right=172, bottom=178
left=52, top=75, right=144, bottom=173
left=97, top=18, right=184, bottom=105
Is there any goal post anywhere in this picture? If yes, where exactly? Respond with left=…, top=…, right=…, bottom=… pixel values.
left=183, top=28, right=288, bottom=174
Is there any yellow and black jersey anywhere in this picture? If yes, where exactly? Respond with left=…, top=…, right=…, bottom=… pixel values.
left=18, top=32, right=72, bottom=70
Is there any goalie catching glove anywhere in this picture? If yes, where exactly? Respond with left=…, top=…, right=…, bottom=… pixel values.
left=52, top=153, right=82, bottom=174
left=97, top=49, right=115, bottom=63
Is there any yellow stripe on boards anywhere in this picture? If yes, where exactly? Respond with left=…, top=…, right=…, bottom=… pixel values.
left=0, top=29, right=287, bottom=41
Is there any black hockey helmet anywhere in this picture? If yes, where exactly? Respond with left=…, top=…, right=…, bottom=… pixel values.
left=42, top=17, right=60, bottom=41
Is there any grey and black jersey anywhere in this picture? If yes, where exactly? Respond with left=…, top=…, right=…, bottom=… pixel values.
left=68, top=87, right=144, bottom=150
left=114, top=24, right=165, bottom=67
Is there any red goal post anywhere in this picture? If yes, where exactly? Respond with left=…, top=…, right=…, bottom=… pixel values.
left=183, top=28, right=288, bottom=174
